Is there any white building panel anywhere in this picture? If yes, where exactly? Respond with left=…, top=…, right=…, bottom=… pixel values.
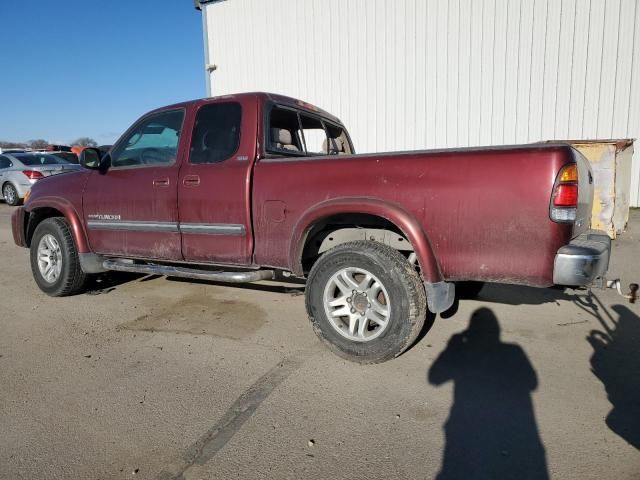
left=202, top=0, right=640, bottom=207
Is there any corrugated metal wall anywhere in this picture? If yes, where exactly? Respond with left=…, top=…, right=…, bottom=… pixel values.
left=203, top=0, right=640, bottom=207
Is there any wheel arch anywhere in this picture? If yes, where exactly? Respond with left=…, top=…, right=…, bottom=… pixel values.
left=291, top=197, right=443, bottom=283
left=25, top=198, right=89, bottom=252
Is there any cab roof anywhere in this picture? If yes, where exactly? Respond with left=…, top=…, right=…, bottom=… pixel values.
left=149, top=92, right=344, bottom=126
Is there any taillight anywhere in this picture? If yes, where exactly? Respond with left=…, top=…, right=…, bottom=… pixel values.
left=553, top=184, right=578, bottom=206
left=22, top=170, right=43, bottom=180
left=550, top=163, right=578, bottom=223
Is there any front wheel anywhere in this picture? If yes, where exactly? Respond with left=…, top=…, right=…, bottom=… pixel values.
left=305, top=241, right=427, bottom=363
left=30, top=217, right=89, bottom=296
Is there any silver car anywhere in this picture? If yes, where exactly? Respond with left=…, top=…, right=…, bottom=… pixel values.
left=0, top=152, right=81, bottom=206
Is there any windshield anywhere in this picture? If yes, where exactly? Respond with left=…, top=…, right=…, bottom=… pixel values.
left=15, top=153, right=69, bottom=166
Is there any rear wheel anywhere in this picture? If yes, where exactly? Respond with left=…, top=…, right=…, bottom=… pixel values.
left=2, top=183, right=20, bottom=206
left=30, top=217, right=89, bottom=296
left=305, top=241, right=427, bottom=363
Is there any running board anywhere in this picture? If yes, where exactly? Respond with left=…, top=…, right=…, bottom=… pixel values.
left=102, top=260, right=275, bottom=283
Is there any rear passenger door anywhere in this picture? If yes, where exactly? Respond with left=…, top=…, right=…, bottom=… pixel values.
left=178, top=101, right=255, bottom=265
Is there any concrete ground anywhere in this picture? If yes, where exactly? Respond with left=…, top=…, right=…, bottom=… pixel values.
left=0, top=202, right=638, bottom=480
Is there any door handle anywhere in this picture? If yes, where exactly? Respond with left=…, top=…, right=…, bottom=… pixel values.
left=153, top=177, right=170, bottom=187
left=183, top=175, right=200, bottom=187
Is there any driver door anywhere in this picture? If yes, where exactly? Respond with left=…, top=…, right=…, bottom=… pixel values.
left=83, top=109, right=185, bottom=260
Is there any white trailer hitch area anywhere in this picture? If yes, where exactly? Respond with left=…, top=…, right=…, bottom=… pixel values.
left=603, top=279, right=638, bottom=303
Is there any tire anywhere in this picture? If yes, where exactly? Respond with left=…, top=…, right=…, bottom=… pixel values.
left=30, top=217, right=88, bottom=296
left=2, top=183, right=20, bottom=206
left=305, top=241, right=427, bottom=364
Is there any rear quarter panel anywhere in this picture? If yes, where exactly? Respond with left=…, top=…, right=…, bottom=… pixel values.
left=252, top=145, right=575, bottom=287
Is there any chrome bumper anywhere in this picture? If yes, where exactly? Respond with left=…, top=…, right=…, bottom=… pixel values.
left=553, top=231, right=611, bottom=286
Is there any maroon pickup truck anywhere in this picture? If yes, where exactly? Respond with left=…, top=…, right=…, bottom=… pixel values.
left=11, top=92, right=611, bottom=363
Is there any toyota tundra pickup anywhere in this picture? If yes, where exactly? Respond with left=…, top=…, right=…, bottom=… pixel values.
left=11, top=92, right=611, bottom=363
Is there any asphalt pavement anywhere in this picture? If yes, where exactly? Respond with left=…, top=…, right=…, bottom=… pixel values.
left=0, top=202, right=638, bottom=479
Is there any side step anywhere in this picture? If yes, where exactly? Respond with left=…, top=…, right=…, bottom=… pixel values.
left=102, top=260, right=275, bottom=283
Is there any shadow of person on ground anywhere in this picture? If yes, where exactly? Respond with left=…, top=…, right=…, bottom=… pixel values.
left=428, top=308, right=549, bottom=480
left=585, top=296, right=640, bottom=449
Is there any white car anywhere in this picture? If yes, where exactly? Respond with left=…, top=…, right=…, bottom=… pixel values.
left=0, top=152, right=81, bottom=206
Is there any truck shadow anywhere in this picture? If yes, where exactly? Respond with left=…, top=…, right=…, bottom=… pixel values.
left=428, top=308, right=549, bottom=480
left=461, top=282, right=576, bottom=305
left=577, top=293, right=640, bottom=449
left=82, top=272, right=306, bottom=296
left=166, top=276, right=306, bottom=295
left=440, top=282, right=580, bottom=319
left=84, top=271, right=145, bottom=295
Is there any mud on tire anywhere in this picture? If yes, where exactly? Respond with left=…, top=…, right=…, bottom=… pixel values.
left=305, top=241, right=427, bottom=364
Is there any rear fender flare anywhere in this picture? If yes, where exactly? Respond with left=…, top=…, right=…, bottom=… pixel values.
left=290, top=197, right=443, bottom=282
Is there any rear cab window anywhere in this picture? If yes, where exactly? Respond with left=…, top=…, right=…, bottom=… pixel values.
left=265, top=105, right=353, bottom=158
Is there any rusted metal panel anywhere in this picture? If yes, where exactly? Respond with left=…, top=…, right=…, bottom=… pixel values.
left=569, top=140, right=634, bottom=239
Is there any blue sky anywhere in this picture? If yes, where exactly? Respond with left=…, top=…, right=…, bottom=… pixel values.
left=0, top=1, right=205, bottom=145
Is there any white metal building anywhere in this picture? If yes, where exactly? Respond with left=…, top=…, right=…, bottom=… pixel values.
left=197, top=0, right=640, bottom=207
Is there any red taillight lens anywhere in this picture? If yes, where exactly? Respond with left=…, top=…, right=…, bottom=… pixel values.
left=553, top=184, right=578, bottom=206
left=550, top=163, right=579, bottom=223
left=22, top=170, right=43, bottom=180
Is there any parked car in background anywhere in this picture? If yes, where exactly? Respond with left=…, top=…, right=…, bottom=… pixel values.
left=0, top=152, right=81, bottom=206
left=0, top=148, right=27, bottom=154
left=49, top=151, right=79, bottom=164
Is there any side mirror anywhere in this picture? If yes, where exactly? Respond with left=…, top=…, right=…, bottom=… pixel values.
left=79, top=148, right=102, bottom=170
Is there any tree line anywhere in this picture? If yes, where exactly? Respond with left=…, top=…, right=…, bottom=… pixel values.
left=0, top=137, right=98, bottom=149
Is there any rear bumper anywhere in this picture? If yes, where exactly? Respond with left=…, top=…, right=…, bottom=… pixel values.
left=14, top=181, right=34, bottom=198
left=11, top=207, right=27, bottom=247
left=553, top=231, right=611, bottom=286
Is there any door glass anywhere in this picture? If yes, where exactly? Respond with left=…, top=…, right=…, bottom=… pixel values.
left=110, top=110, right=184, bottom=167
left=268, top=108, right=303, bottom=154
left=300, top=114, right=328, bottom=155
left=189, top=102, right=242, bottom=164
left=0, top=155, right=12, bottom=169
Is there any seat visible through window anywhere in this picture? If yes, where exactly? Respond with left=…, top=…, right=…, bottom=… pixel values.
left=271, top=128, right=299, bottom=152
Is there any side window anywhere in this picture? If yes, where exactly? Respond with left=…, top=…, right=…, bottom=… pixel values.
left=324, top=122, right=352, bottom=155
left=189, top=102, right=242, bottom=164
left=268, top=108, right=303, bottom=154
left=300, top=115, right=327, bottom=155
left=110, top=110, right=184, bottom=168
left=0, top=155, right=12, bottom=169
